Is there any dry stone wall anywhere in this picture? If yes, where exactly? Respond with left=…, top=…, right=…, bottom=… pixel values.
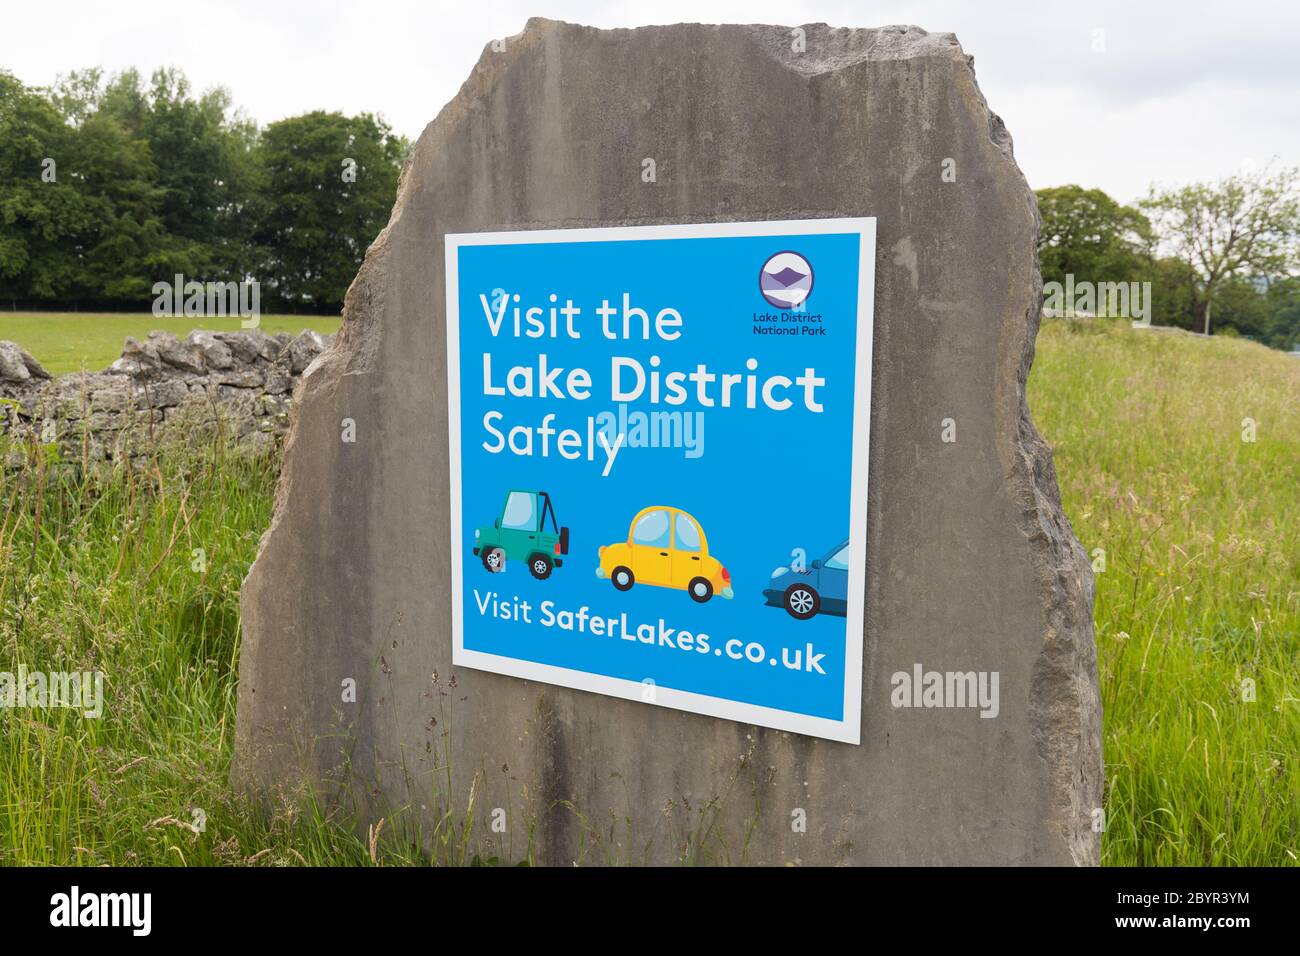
left=0, top=329, right=332, bottom=465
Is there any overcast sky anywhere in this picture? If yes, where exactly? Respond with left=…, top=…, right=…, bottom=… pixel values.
left=3, top=0, right=1296, bottom=203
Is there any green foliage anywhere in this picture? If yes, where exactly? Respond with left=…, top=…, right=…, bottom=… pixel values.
left=1036, top=184, right=1152, bottom=287
left=0, top=67, right=407, bottom=314
left=1267, top=282, right=1300, bottom=352
left=1037, top=171, right=1300, bottom=349
left=0, top=71, right=105, bottom=301
left=255, top=112, right=405, bottom=311
left=1141, top=165, right=1300, bottom=336
left=1216, top=275, right=1300, bottom=351
left=1142, top=255, right=1200, bottom=331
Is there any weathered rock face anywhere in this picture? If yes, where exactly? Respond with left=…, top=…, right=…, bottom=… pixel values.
left=0, top=329, right=331, bottom=465
left=0, top=341, right=50, bottom=384
left=234, top=19, right=1101, bottom=865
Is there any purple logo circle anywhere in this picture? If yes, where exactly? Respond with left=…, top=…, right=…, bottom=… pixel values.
left=759, top=251, right=813, bottom=309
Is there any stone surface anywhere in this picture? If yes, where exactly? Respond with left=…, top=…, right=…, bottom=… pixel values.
left=286, top=330, right=331, bottom=374
left=0, top=340, right=50, bottom=383
left=0, top=328, right=332, bottom=464
left=187, top=331, right=234, bottom=370
left=234, top=19, right=1101, bottom=865
left=152, top=331, right=207, bottom=374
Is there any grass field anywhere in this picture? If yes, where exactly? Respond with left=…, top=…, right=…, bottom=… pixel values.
left=0, top=318, right=1296, bottom=865
left=0, top=313, right=343, bottom=375
left=1028, top=320, right=1298, bottom=865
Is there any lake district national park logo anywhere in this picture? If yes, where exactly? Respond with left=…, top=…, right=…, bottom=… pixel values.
left=759, top=250, right=814, bottom=309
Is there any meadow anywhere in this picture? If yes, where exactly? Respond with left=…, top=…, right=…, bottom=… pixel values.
left=1029, top=321, right=1298, bottom=865
left=0, top=317, right=1296, bottom=865
left=0, top=313, right=342, bottom=375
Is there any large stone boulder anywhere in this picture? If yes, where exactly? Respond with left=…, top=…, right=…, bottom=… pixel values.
left=234, top=19, right=1101, bottom=865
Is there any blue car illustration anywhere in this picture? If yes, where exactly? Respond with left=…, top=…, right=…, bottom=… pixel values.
left=763, top=541, right=849, bottom=620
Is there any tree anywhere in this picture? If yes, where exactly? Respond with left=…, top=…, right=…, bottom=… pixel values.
left=49, top=69, right=168, bottom=305
left=254, top=111, right=407, bottom=312
left=0, top=71, right=101, bottom=304
left=1266, top=281, right=1300, bottom=351
left=139, top=69, right=261, bottom=277
left=67, top=106, right=167, bottom=302
left=1145, top=255, right=1200, bottom=331
left=80, top=68, right=262, bottom=286
left=1, top=67, right=405, bottom=314
left=1213, top=275, right=1272, bottom=340
left=1141, top=165, right=1300, bottom=335
left=1036, top=185, right=1151, bottom=287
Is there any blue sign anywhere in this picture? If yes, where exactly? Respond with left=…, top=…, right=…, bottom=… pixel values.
left=445, top=219, right=875, bottom=742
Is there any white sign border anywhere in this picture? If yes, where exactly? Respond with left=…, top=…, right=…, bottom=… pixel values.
left=444, top=217, right=875, bottom=745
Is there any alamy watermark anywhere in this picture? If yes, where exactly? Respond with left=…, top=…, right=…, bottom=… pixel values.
left=891, top=663, right=999, bottom=718
left=1043, top=274, right=1153, bottom=327
left=0, top=667, right=104, bottom=718
left=50, top=886, right=150, bottom=936
left=152, top=273, right=260, bottom=328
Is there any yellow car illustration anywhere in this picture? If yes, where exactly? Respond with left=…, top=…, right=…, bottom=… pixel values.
left=596, top=506, right=733, bottom=602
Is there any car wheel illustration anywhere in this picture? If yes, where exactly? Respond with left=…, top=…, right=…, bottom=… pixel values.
left=482, top=547, right=505, bottom=573
left=611, top=566, right=635, bottom=591
left=529, top=554, right=553, bottom=580
left=688, top=576, right=713, bottom=603
left=784, top=582, right=820, bottom=620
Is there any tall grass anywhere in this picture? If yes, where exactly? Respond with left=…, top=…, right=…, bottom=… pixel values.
left=0, top=432, right=470, bottom=865
left=1029, top=319, right=1299, bottom=866
left=0, top=318, right=1295, bottom=865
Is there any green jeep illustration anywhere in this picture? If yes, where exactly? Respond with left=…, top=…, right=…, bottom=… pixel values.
left=473, top=490, right=570, bottom=579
